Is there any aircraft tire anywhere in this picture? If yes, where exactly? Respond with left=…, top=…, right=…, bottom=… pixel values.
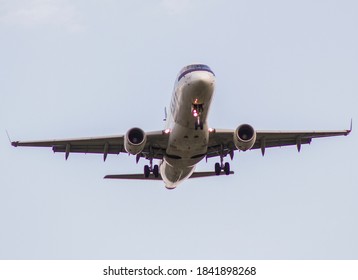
left=144, top=165, right=150, bottom=178
left=224, top=162, right=230, bottom=175
left=215, top=163, right=221, bottom=175
left=153, top=165, right=159, bottom=178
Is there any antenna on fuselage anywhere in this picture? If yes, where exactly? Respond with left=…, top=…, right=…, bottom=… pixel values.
left=163, top=107, right=167, bottom=121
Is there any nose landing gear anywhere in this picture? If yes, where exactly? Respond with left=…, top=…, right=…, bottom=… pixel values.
left=194, top=119, right=204, bottom=130
left=192, top=104, right=204, bottom=130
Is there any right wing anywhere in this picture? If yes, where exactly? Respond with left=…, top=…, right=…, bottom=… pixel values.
left=11, top=130, right=169, bottom=161
left=207, top=125, right=351, bottom=158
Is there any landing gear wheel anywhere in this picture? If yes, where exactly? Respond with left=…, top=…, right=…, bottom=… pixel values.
left=194, top=121, right=203, bottom=130
left=224, top=162, right=230, bottom=175
left=153, top=165, right=159, bottom=178
left=144, top=165, right=150, bottom=178
left=215, top=162, right=221, bottom=175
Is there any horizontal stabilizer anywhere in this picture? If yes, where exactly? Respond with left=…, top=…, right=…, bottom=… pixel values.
left=104, top=174, right=162, bottom=180
left=104, top=171, right=234, bottom=180
left=189, top=171, right=234, bottom=178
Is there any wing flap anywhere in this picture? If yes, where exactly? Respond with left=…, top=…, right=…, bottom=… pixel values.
left=252, top=136, right=312, bottom=150
left=52, top=144, right=123, bottom=155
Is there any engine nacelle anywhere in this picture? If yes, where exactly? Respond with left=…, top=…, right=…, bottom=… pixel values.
left=124, top=127, right=147, bottom=155
left=234, top=124, right=256, bottom=151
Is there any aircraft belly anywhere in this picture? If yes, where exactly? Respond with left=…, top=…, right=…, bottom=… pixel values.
left=160, top=160, right=195, bottom=189
left=163, top=124, right=207, bottom=188
left=166, top=123, right=208, bottom=159
left=162, top=69, right=216, bottom=189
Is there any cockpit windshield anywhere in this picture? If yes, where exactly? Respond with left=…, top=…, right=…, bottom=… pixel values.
left=177, top=64, right=215, bottom=81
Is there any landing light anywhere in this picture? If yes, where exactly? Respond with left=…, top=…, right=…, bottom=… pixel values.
left=208, top=128, right=215, bottom=133
left=164, top=128, right=170, bottom=134
left=193, top=110, right=198, bottom=117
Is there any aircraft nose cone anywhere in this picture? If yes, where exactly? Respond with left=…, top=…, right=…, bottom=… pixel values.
left=189, top=71, right=215, bottom=89
left=185, top=71, right=215, bottom=104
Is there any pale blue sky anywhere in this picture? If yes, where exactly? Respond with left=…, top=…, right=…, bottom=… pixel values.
left=1, top=0, right=357, bottom=259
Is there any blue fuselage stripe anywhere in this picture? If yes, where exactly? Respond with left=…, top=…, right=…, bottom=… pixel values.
left=178, top=69, right=215, bottom=82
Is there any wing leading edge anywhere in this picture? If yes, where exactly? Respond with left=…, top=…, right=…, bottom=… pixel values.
left=11, top=130, right=169, bottom=161
left=207, top=124, right=351, bottom=158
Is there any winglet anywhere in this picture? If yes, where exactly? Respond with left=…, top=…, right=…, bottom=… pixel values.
left=6, top=130, right=11, bottom=143
left=347, top=118, right=353, bottom=135
left=6, top=130, right=17, bottom=146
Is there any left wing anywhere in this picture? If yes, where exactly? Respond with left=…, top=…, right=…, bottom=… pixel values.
left=207, top=126, right=351, bottom=158
left=11, top=130, right=169, bottom=161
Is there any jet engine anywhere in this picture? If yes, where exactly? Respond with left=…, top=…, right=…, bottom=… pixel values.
left=124, top=127, right=147, bottom=155
left=234, top=124, right=256, bottom=151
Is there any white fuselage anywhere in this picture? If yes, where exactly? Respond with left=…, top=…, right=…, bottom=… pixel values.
left=160, top=66, right=216, bottom=189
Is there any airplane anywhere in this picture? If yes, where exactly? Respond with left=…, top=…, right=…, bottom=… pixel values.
left=11, top=64, right=351, bottom=189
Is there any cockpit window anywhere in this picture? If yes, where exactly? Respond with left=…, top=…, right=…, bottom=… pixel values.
left=177, top=64, right=215, bottom=81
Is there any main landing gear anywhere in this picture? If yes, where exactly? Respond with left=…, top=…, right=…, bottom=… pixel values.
left=214, top=154, right=231, bottom=175
left=144, top=158, right=159, bottom=178
left=192, top=104, right=204, bottom=130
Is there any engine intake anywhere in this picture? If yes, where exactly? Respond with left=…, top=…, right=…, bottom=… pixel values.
left=124, top=127, right=147, bottom=155
left=234, top=124, right=256, bottom=151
